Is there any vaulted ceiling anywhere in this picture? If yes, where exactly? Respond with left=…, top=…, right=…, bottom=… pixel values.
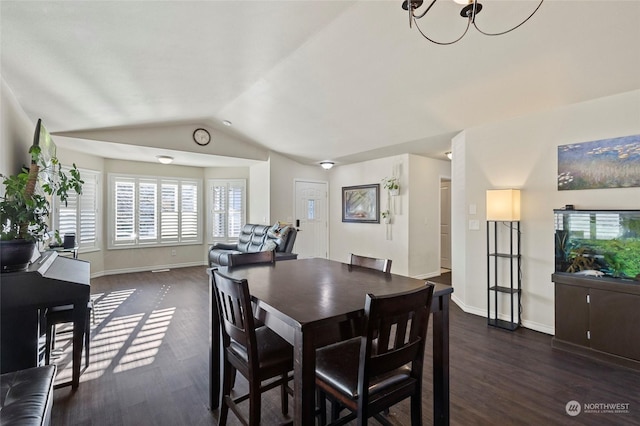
left=2, top=1, right=639, bottom=167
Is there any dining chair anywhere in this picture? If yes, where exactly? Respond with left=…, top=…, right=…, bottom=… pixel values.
left=44, top=300, right=94, bottom=373
left=212, top=269, right=293, bottom=426
left=349, top=253, right=392, bottom=273
left=227, top=250, right=275, bottom=268
left=315, top=284, right=435, bottom=425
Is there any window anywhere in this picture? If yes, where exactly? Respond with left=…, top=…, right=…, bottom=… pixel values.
left=109, top=174, right=202, bottom=249
left=208, top=179, right=246, bottom=242
left=54, top=168, right=100, bottom=251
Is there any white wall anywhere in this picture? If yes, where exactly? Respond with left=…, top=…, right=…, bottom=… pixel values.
left=268, top=151, right=327, bottom=225
left=407, top=154, right=451, bottom=278
left=453, top=90, right=640, bottom=334
left=450, top=131, right=467, bottom=305
left=0, top=78, right=33, bottom=177
left=249, top=160, right=271, bottom=225
left=328, top=154, right=448, bottom=277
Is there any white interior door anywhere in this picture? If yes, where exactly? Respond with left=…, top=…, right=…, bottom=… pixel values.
left=440, top=179, right=452, bottom=270
left=294, top=180, right=328, bottom=259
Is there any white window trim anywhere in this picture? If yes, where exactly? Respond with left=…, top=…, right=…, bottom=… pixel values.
left=108, top=173, right=203, bottom=249
left=207, top=179, right=246, bottom=244
left=52, top=167, right=101, bottom=252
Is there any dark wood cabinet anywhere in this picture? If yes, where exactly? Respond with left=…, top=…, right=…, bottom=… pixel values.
left=554, top=283, right=590, bottom=346
left=552, top=273, right=640, bottom=370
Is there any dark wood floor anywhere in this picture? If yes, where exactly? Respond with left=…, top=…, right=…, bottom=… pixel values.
left=50, top=266, right=640, bottom=425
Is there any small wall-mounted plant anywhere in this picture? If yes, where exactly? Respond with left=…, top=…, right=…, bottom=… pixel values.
left=381, top=210, right=391, bottom=224
left=382, top=176, right=400, bottom=195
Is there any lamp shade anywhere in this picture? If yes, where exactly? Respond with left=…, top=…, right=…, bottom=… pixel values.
left=486, top=189, right=521, bottom=221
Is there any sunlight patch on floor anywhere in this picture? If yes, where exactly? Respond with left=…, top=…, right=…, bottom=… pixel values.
left=50, top=288, right=176, bottom=385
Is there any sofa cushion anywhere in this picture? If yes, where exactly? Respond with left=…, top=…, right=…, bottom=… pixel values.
left=262, top=240, right=277, bottom=252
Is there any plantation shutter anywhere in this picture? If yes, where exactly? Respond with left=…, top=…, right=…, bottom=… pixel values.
left=138, top=180, right=157, bottom=242
left=57, top=191, right=78, bottom=241
left=54, top=168, right=100, bottom=250
left=180, top=181, right=199, bottom=241
left=228, top=182, right=244, bottom=238
left=212, top=183, right=227, bottom=239
left=209, top=180, right=245, bottom=240
left=109, top=174, right=202, bottom=249
left=114, top=178, right=136, bottom=244
left=79, top=171, right=98, bottom=248
left=161, top=181, right=178, bottom=242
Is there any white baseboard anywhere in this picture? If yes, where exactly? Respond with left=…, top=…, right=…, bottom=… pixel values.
left=92, top=261, right=207, bottom=279
left=412, top=271, right=441, bottom=280
left=451, top=295, right=486, bottom=317
left=451, top=295, right=553, bottom=336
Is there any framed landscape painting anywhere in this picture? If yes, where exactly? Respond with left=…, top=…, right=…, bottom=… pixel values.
left=557, top=134, right=640, bottom=190
left=342, top=184, right=380, bottom=223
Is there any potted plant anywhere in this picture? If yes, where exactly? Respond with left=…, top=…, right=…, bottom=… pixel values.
left=0, top=146, right=83, bottom=272
left=381, top=210, right=391, bottom=224
left=382, top=176, right=400, bottom=196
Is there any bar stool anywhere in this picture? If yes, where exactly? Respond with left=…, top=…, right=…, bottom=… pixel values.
left=45, top=300, right=94, bottom=372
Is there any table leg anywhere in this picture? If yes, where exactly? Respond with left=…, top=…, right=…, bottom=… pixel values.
left=432, top=294, right=450, bottom=426
left=293, top=327, right=316, bottom=426
left=209, top=273, right=221, bottom=410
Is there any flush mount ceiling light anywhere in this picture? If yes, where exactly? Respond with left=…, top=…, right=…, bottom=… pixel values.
left=402, top=0, right=544, bottom=45
left=157, top=155, right=174, bottom=165
left=222, top=120, right=232, bottom=126
left=320, top=161, right=335, bottom=170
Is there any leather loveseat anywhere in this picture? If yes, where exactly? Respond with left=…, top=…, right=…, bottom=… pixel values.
left=209, top=223, right=298, bottom=267
left=0, top=365, right=56, bottom=426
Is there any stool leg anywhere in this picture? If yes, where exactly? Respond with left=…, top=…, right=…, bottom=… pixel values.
left=84, top=322, right=90, bottom=369
left=45, top=325, right=53, bottom=365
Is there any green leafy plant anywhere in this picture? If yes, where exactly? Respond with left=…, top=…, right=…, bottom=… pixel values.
left=0, top=146, right=83, bottom=243
left=382, top=176, right=399, bottom=191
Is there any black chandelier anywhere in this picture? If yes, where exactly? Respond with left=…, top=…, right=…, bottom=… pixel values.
left=402, top=0, right=544, bottom=45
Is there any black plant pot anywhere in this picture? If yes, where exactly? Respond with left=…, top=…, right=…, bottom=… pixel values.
left=0, top=239, right=36, bottom=273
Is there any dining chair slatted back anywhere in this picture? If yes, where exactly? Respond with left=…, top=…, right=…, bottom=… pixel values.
left=212, top=269, right=293, bottom=426
left=215, top=277, right=254, bottom=351
left=315, top=284, right=434, bottom=425
left=227, top=250, right=275, bottom=269
left=349, top=253, right=392, bottom=273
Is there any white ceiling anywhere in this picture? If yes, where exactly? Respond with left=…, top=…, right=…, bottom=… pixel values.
left=2, top=1, right=639, bottom=167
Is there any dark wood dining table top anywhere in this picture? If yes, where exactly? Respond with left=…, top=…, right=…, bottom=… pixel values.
left=219, top=257, right=453, bottom=334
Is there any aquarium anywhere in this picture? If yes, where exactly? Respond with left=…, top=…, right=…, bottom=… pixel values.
left=554, top=209, right=640, bottom=281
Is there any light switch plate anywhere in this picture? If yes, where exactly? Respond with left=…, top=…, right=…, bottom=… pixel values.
left=469, top=219, right=480, bottom=231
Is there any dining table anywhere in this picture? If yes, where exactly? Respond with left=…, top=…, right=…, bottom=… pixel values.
left=208, top=257, right=453, bottom=425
